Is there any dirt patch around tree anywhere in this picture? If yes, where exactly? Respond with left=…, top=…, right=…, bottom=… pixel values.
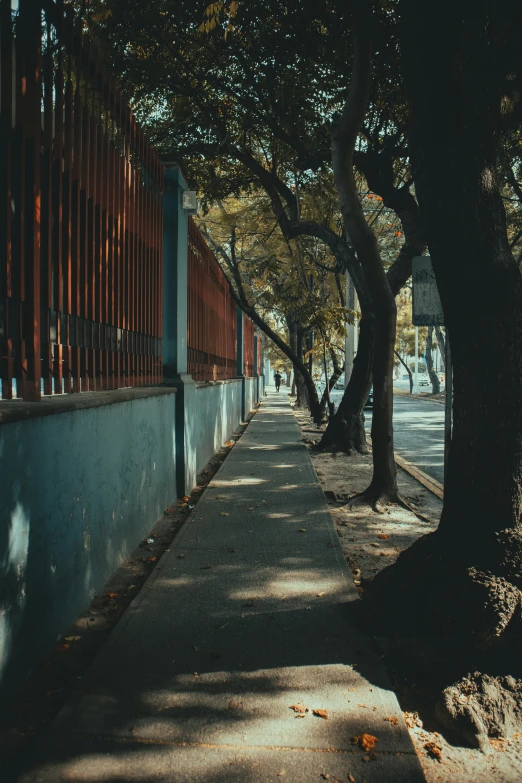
left=293, top=401, right=522, bottom=783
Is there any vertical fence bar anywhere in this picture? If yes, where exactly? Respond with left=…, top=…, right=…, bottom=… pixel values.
left=62, top=10, right=73, bottom=393
left=1, top=2, right=162, bottom=400
left=20, top=0, right=42, bottom=400
left=0, top=0, right=14, bottom=398
left=53, top=10, right=65, bottom=394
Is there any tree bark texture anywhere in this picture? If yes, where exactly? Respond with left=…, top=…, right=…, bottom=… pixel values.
left=425, top=327, right=440, bottom=393
left=366, top=0, right=522, bottom=747
left=330, top=2, right=398, bottom=501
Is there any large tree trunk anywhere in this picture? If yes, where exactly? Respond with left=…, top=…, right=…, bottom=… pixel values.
left=320, top=94, right=426, bottom=456
left=330, top=3, right=399, bottom=503
left=367, top=0, right=522, bottom=748
left=318, top=315, right=373, bottom=454
left=425, top=327, right=440, bottom=393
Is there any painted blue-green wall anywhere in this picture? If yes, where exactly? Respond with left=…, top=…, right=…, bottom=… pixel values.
left=0, top=392, right=177, bottom=692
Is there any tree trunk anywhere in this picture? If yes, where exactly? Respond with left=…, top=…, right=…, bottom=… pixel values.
left=367, top=0, right=522, bottom=748
left=425, top=327, right=440, bottom=393
left=319, top=315, right=374, bottom=453
left=319, top=348, right=344, bottom=412
left=330, top=3, right=398, bottom=502
left=435, top=325, right=446, bottom=371
left=395, top=350, right=413, bottom=393
left=294, top=328, right=311, bottom=411
left=229, top=295, right=322, bottom=421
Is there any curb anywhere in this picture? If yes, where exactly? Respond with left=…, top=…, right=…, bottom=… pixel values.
left=395, top=452, right=444, bottom=499
left=367, top=434, right=444, bottom=500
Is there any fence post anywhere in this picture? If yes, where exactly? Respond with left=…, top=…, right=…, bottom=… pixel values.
left=162, top=164, right=196, bottom=496
left=253, top=329, right=260, bottom=403
left=236, top=307, right=246, bottom=420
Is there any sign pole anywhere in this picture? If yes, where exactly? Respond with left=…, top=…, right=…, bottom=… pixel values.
left=413, top=326, right=419, bottom=392
left=444, top=330, right=452, bottom=484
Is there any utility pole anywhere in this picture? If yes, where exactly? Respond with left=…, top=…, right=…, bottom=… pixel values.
left=413, top=325, right=419, bottom=392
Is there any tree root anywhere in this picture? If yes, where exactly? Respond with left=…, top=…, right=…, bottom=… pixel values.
left=362, top=530, right=522, bottom=749
left=341, top=488, right=401, bottom=513
left=396, top=496, right=434, bottom=524
left=436, top=671, right=522, bottom=752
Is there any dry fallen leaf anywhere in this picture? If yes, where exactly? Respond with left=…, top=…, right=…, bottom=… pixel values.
left=404, top=711, right=423, bottom=728
left=107, top=593, right=119, bottom=599
left=370, top=542, right=380, bottom=547
left=316, top=592, right=326, bottom=597
left=424, top=741, right=443, bottom=762
left=221, top=512, right=230, bottom=517
left=299, top=528, right=307, bottom=532
left=229, top=700, right=242, bottom=710
left=56, top=643, right=70, bottom=652
left=313, top=709, right=329, bottom=719
left=224, top=441, right=234, bottom=447
left=64, top=636, right=81, bottom=642
left=352, top=733, right=379, bottom=751
left=378, top=534, right=390, bottom=540
left=384, top=715, right=399, bottom=726
left=289, top=703, right=309, bottom=714
left=348, top=775, right=355, bottom=783
left=147, top=556, right=158, bottom=562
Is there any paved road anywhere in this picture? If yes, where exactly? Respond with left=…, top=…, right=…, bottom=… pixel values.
left=324, top=387, right=445, bottom=485
left=366, top=395, right=445, bottom=485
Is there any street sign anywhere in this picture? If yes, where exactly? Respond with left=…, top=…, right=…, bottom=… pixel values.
left=412, top=256, right=444, bottom=326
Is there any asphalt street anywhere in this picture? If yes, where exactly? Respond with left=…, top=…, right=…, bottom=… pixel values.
left=324, top=384, right=445, bottom=485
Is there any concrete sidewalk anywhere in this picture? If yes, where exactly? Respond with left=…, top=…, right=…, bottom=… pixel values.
left=20, top=391, right=425, bottom=783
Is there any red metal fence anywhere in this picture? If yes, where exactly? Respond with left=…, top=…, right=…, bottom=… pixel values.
left=187, top=219, right=260, bottom=382
left=0, top=0, right=163, bottom=400
left=244, top=315, right=255, bottom=377
left=187, top=218, right=237, bottom=382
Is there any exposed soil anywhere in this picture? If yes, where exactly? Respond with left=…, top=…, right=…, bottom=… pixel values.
left=293, top=400, right=522, bottom=783
left=1, top=413, right=256, bottom=781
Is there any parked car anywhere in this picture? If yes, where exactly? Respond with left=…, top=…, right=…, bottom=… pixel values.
left=364, top=387, right=373, bottom=408
left=334, top=380, right=345, bottom=390
left=418, top=374, right=430, bottom=386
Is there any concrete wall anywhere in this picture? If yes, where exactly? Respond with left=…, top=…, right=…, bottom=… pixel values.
left=0, top=389, right=177, bottom=691
left=244, top=376, right=257, bottom=416
left=183, top=379, right=243, bottom=494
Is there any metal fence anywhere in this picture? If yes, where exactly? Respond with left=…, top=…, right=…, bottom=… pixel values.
left=244, top=315, right=255, bottom=377
left=0, top=0, right=163, bottom=400
left=187, top=217, right=238, bottom=382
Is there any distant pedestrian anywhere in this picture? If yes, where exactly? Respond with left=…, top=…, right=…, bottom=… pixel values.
left=274, top=372, right=282, bottom=392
